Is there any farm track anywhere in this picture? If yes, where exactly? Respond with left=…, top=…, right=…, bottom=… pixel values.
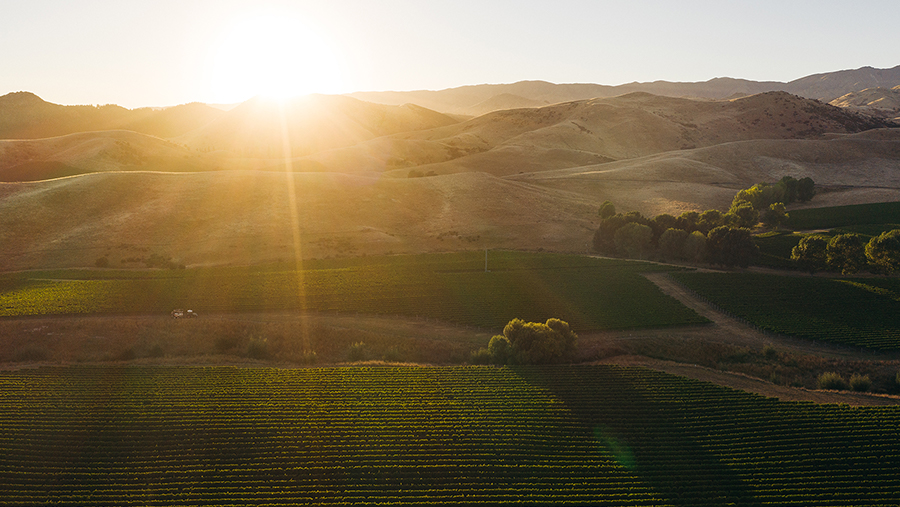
left=625, top=272, right=900, bottom=406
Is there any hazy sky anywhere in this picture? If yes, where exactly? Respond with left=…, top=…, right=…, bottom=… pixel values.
left=2, top=0, right=898, bottom=108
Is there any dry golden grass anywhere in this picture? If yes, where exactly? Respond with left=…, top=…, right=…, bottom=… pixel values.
left=0, top=170, right=599, bottom=270
left=0, top=312, right=490, bottom=367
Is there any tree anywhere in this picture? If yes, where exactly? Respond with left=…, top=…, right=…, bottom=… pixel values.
left=761, top=202, right=788, bottom=228
left=706, top=226, right=757, bottom=267
left=593, top=214, right=627, bottom=254
left=651, top=213, right=679, bottom=240
left=865, top=229, right=900, bottom=274
left=677, top=211, right=700, bottom=232
left=598, top=200, right=616, bottom=219
left=697, top=209, right=724, bottom=234
left=791, top=235, right=828, bottom=273
left=797, top=177, right=815, bottom=202
left=778, top=176, right=800, bottom=204
left=487, top=335, right=511, bottom=364
left=493, top=318, right=578, bottom=364
left=728, top=201, right=759, bottom=228
left=827, top=233, right=866, bottom=274
left=614, top=222, right=653, bottom=259
left=658, top=228, right=688, bottom=261
left=683, top=231, right=707, bottom=262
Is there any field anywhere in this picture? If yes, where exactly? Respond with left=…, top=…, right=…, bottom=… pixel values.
left=670, top=272, right=900, bottom=350
left=754, top=201, right=900, bottom=269
left=1, top=365, right=899, bottom=506
left=0, top=251, right=707, bottom=332
left=787, top=201, right=900, bottom=230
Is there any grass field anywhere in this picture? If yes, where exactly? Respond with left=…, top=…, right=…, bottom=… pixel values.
left=754, top=200, right=900, bottom=269
left=0, top=251, right=707, bottom=332
left=670, top=271, right=900, bottom=350
left=787, top=201, right=900, bottom=230
left=1, top=365, right=899, bottom=506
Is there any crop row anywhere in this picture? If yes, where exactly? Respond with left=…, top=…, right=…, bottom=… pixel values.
left=1, top=366, right=899, bottom=505
left=0, top=252, right=706, bottom=331
left=669, top=271, right=900, bottom=350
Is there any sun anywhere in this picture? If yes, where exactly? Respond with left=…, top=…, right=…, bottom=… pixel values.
left=207, top=13, right=346, bottom=103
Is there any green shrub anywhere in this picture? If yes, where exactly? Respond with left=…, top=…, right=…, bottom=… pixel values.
left=382, top=346, right=402, bottom=363
left=13, top=345, right=49, bottom=362
left=817, top=372, right=847, bottom=390
left=487, top=335, right=511, bottom=364
left=347, top=342, right=367, bottom=362
left=762, top=344, right=777, bottom=359
left=247, top=339, right=270, bottom=360
left=489, top=318, right=578, bottom=365
left=469, top=348, right=492, bottom=365
left=849, top=374, right=872, bottom=392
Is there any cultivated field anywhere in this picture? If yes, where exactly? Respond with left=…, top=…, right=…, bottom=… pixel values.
left=670, top=272, right=900, bottom=350
left=0, top=251, right=706, bottom=331
left=2, top=365, right=899, bottom=506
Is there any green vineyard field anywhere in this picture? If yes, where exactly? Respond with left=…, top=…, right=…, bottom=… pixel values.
left=670, top=272, right=900, bottom=350
left=787, top=201, right=900, bottom=230
left=1, top=365, right=899, bottom=506
left=0, top=251, right=707, bottom=331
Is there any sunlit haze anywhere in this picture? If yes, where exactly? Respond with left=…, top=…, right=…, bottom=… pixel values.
left=207, top=12, right=345, bottom=103
left=1, top=0, right=899, bottom=108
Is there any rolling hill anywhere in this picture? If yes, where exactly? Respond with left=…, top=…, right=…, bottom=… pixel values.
left=0, top=170, right=599, bottom=270
left=299, top=91, right=895, bottom=177
left=172, top=94, right=459, bottom=158
left=1, top=71, right=899, bottom=270
left=0, top=130, right=218, bottom=182
left=510, top=128, right=900, bottom=216
left=830, top=86, right=900, bottom=119
left=350, top=65, right=900, bottom=116
left=0, top=92, right=224, bottom=139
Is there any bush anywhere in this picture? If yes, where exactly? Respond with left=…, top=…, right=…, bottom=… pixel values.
left=382, top=346, right=402, bottom=362
left=247, top=338, right=270, bottom=360
left=215, top=336, right=240, bottom=353
left=13, top=345, right=50, bottom=362
left=487, top=335, right=511, bottom=364
left=347, top=342, right=367, bottom=362
left=469, top=348, right=492, bottom=365
left=849, top=374, right=872, bottom=392
left=488, top=318, right=577, bottom=365
left=762, top=344, right=777, bottom=359
left=817, top=372, right=847, bottom=390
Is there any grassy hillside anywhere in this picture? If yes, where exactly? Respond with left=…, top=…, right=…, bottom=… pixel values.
left=0, top=171, right=603, bottom=271
left=2, top=365, right=899, bottom=506
left=316, top=92, right=897, bottom=179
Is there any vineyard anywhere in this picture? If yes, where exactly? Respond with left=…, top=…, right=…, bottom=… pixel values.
left=1, top=365, right=899, bottom=506
left=787, top=201, right=900, bottom=230
left=670, top=272, right=900, bottom=350
left=0, top=251, right=707, bottom=331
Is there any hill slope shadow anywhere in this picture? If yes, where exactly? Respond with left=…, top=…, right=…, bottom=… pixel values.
left=513, top=365, right=761, bottom=506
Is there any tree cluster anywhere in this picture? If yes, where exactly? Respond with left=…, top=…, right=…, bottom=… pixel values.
left=593, top=207, right=756, bottom=267
left=792, top=229, right=900, bottom=275
left=592, top=177, right=814, bottom=267
left=486, top=318, right=578, bottom=365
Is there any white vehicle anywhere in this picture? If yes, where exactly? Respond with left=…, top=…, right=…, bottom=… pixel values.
left=171, top=309, right=198, bottom=319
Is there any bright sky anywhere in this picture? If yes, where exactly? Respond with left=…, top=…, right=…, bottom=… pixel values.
left=1, top=0, right=898, bottom=108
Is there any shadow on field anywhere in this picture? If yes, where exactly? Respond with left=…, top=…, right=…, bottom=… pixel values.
left=513, top=365, right=761, bottom=507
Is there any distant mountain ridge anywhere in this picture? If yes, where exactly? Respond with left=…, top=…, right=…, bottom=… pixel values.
left=0, top=92, right=224, bottom=140
left=350, top=65, right=900, bottom=116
